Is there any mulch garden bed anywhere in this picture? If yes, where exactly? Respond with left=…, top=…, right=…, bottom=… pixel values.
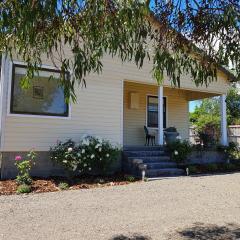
left=0, top=175, right=140, bottom=196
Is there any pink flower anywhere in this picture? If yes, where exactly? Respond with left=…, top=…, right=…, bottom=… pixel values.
left=15, top=155, right=22, bottom=161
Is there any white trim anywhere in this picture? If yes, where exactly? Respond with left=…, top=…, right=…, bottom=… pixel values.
left=220, top=94, right=228, bottom=146
left=158, top=86, right=164, bottom=145
left=13, top=60, right=60, bottom=71
left=145, top=94, right=168, bottom=129
left=7, top=61, right=72, bottom=120
left=120, top=79, right=124, bottom=146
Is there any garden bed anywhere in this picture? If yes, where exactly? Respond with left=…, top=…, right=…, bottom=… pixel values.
left=186, top=162, right=240, bottom=175
left=0, top=174, right=140, bottom=195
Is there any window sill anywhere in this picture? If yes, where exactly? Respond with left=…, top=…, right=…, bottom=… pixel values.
left=7, top=113, right=71, bottom=120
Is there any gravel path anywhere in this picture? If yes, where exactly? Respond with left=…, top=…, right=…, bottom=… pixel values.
left=1, top=173, right=240, bottom=240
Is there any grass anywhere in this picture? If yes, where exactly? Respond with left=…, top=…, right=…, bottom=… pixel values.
left=17, top=184, right=31, bottom=194
left=58, top=182, right=70, bottom=190
left=124, top=175, right=135, bottom=182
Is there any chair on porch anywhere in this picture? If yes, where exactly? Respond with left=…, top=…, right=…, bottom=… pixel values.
left=144, top=126, right=156, bottom=146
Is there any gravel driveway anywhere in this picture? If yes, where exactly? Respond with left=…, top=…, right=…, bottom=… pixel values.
left=1, top=173, right=240, bottom=240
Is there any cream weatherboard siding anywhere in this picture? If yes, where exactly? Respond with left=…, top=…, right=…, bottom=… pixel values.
left=2, top=56, right=124, bottom=151
left=1, top=51, right=230, bottom=151
left=123, top=82, right=189, bottom=145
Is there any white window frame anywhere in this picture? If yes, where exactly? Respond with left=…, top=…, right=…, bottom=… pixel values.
left=7, top=60, right=71, bottom=119
left=145, top=94, right=168, bottom=130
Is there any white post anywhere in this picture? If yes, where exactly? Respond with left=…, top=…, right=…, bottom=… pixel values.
left=220, top=94, right=228, bottom=146
left=158, top=86, right=164, bottom=145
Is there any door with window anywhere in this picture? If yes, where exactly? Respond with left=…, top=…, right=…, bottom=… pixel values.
left=147, top=96, right=166, bottom=128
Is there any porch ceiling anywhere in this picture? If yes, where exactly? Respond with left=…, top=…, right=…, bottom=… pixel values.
left=185, top=90, right=221, bottom=101
left=124, top=81, right=222, bottom=101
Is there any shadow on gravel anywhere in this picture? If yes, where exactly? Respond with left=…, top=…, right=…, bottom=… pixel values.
left=173, top=223, right=240, bottom=240
left=110, top=234, right=152, bottom=240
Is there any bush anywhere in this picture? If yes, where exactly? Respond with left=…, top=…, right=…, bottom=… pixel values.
left=187, top=163, right=240, bottom=175
left=50, top=139, right=78, bottom=175
left=79, top=136, right=120, bottom=174
left=58, top=182, right=69, bottom=190
left=224, top=163, right=236, bottom=171
left=15, top=150, right=36, bottom=185
left=217, top=142, right=240, bottom=160
left=188, top=165, right=198, bottom=174
left=167, top=140, right=192, bottom=164
left=50, top=136, right=121, bottom=176
left=227, top=142, right=240, bottom=160
left=124, top=175, right=135, bottom=182
left=17, top=184, right=31, bottom=194
left=198, top=131, right=216, bottom=147
left=206, top=163, right=218, bottom=172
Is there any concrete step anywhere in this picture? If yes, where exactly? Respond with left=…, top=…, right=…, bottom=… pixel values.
left=128, top=156, right=171, bottom=163
left=146, top=162, right=177, bottom=169
left=124, top=150, right=166, bottom=157
left=123, top=146, right=164, bottom=151
left=145, top=168, right=185, bottom=178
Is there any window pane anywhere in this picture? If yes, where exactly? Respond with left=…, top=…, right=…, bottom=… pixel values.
left=11, top=65, right=68, bottom=117
left=147, top=96, right=166, bottom=128
left=148, top=96, right=158, bottom=127
left=148, top=111, right=158, bottom=127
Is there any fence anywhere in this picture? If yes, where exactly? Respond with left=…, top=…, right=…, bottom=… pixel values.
left=189, top=125, right=240, bottom=145
left=228, top=125, right=240, bottom=145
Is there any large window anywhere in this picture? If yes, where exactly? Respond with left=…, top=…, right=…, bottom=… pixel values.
left=10, top=64, right=69, bottom=117
left=147, top=96, right=166, bottom=128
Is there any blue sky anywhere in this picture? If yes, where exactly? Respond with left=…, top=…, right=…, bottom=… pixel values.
left=189, top=101, right=201, bottom=112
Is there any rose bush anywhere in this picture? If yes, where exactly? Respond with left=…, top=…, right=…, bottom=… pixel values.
left=50, top=136, right=120, bottom=176
left=15, top=150, right=36, bottom=185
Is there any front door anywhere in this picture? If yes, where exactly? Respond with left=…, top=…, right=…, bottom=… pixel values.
left=146, top=96, right=167, bottom=129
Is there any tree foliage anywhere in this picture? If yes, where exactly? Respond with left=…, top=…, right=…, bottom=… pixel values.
left=226, top=85, right=240, bottom=124
left=0, top=0, right=239, bottom=101
left=190, top=97, right=220, bottom=138
left=190, top=85, right=240, bottom=132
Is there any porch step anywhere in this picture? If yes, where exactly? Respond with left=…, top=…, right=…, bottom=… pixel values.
left=145, top=168, right=185, bottom=178
left=128, top=156, right=171, bottom=163
left=123, top=146, right=164, bottom=151
left=146, top=162, right=177, bottom=169
left=123, top=146, right=185, bottom=178
left=124, top=150, right=165, bottom=157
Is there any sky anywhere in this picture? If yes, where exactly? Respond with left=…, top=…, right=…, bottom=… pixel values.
left=189, top=100, right=201, bottom=112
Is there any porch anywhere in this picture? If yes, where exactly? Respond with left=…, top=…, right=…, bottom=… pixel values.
left=123, top=81, right=228, bottom=147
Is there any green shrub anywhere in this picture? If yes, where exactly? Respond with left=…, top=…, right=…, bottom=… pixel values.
left=188, top=165, right=198, bottom=174
left=16, top=173, right=32, bottom=186
left=58, top=182, right=69, bottom=190
left=79, top=136, right=120, bottom=174
left=125, top=175, right=135, bottom=182
left=222, top=163, right=237, bottom=171
left=217, top=142, right=240, bottom=160
left=206, top=163, right=218, bottom=172
left=50, top=136, right=121, bottom=176
left=17, top=184, right=31, bottom=194
left=167, top=140, right=192, bottom=164
left=50, top=139, right=78, bottom=174
left=198, top=131, right=216, bottom=147
left=227, top=142, right=240, bottom=160
left=15, top=150, right=36, bottom=185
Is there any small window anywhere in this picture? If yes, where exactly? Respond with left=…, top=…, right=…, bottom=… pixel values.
left=10, top=64, right=69, bottom=117
left=147, top=96, right=166, bottom=128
